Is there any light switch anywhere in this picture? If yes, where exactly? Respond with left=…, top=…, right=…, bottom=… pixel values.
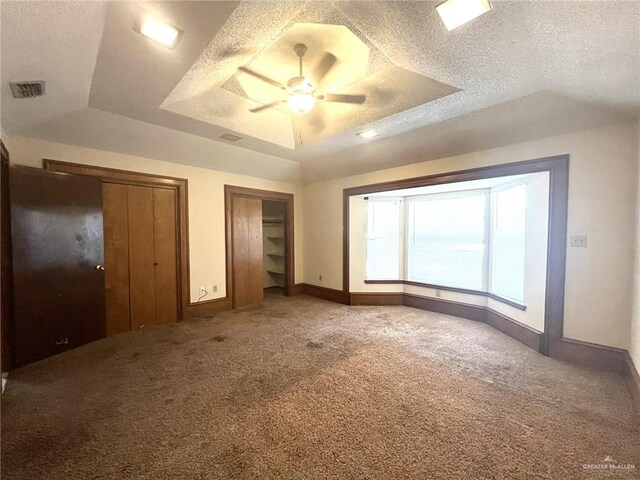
left=570, top=235, right=588, bottom=247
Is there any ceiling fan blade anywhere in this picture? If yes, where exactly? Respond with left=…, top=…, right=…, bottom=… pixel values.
left=249, top=100, right=284, bottom=113
left=318, top=93, right=367, bottom=105
left=312, top=52, right=337, bottom=83
left=238, top=66, right=286, bottom=90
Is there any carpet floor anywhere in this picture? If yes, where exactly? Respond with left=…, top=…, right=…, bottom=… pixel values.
left=1, top=293, right=638, bottom=479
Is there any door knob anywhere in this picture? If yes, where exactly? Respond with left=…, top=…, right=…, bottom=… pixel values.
left=95, top=265, right=105, bottom=271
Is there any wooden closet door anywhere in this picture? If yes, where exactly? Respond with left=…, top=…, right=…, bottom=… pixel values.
left=232, top=197, right=263, bottom=307
left=103, top=183, right=130, bottom=335
left=127, top=185, right=156, bottom=329
left=153, top=188, right=178, bottom=324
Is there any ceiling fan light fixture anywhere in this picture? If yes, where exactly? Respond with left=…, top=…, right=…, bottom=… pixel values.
left=287, top=93, right=315, bottom=114
left=436, top=0, right=492, bottom=31
left=240, top=42, right=366, bottom=115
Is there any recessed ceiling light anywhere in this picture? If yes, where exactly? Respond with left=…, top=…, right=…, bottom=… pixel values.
left=220, top=133, right=242, bottom=142
left=436, top=0, right=492, bottom=31
left=358, top=130, right=380, bottom=139
left=134, top=12, right=182, bottom=49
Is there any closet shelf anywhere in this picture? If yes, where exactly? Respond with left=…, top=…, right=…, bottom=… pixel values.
left=262, top=217, right=285, bottom=224
left=267, top=252, right=285, bottom=257
left=267, top=236, right=284, bottom=240
left=267, top=269, right=286, bottom=275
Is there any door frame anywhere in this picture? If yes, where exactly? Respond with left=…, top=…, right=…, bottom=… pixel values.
left=44, top=160, right=188, bottom=321
left=1, top=140, right=14, bottom=371
left=225, top=185, right=295, bottom=305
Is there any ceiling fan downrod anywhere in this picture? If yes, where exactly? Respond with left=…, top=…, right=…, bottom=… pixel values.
left=294, top=43, right=308, bottom=78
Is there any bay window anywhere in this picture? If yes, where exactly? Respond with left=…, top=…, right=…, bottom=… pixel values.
left=365, top=179, right=530, bottom=306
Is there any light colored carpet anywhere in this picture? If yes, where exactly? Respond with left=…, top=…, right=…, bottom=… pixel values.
left=1, top=293, right=638, bottom=479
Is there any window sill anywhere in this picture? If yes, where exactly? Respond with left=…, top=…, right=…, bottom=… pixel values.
left=364, top=279, right=526, bottom=311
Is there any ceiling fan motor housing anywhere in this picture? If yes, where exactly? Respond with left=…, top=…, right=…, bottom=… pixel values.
left=293, top=43, right=308, bottom=58
left=287, top=76, right=314, bottom=94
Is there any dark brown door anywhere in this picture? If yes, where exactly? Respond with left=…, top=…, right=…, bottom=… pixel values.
left=232, top=196, right=263, bottom=307
left=10, top=166, right=105, bottom=367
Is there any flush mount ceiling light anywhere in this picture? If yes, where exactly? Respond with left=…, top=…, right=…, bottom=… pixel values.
left=357, top=130, right=380, bottom=139
left=240, top=43, right=367, bottom=115
left=436, top=0, right=492, bottom=31
left=134, top=12, right=182, bottom=49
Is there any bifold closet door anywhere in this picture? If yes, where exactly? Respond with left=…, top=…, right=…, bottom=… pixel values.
left=128, top=185, right=157, bottom=330
left=103, top=183, right=130, bottom=335
left=104, top=184, right=178, bottom=332
left=152, top=188, right=178, bottom=325
left=232, top=197, right=264, bottom=307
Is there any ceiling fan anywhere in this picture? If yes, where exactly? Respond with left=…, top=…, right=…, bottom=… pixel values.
left=239, top=43, right=366, bottom=114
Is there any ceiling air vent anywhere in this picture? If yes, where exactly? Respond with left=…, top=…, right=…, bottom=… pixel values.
left=10, top=81, right=46, bottom=99
left=220, top=133, right=242, bottom=142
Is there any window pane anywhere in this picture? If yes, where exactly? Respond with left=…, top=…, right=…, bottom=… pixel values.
left=491, top=184, right=526, bottom=303
left=366, top=200, right=401, bottom=279
left=408, top=193, right=486, bottom=290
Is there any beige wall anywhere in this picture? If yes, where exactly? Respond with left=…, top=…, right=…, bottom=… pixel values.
left=3, top=121, right=638, bottom=352
left=305, top=121, right=639, bottom=349
left=5, top=135, right=304, bottom=303
left=631, top=122, right=640, bottom=369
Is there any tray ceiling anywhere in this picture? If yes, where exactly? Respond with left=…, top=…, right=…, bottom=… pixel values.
left=160, top=4, right=459, bottom=149
left=2, top=1, right=638, bottom=182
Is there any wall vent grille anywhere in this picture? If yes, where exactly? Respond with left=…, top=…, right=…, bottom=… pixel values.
left=220, top=133, right=242, bottom=142
left=10, top=81, right=46, bottom=99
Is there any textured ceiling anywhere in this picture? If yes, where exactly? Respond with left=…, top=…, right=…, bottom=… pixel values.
left=0, top=1, right=106, bottom=132
left=1, top=1, right=639, bottom=182
left=161, top=3, right=459, bottom=149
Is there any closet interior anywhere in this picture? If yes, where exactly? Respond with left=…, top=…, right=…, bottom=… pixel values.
left=262, top=200, right=286, bottom=294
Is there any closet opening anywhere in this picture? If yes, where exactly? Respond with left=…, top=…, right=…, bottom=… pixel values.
left=225, top=185, right=294, bottom=309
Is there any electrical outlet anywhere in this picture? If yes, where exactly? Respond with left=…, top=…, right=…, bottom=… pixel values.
left=210, top=285, right=217, bottom=293
left=199, top=286, right=208, bottom=295
left=319, top=274, right=322, bottom=282
left=570, top=235, right=588, bottom=247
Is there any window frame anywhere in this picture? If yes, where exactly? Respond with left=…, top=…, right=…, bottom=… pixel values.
left=345, top=154, right=569, bottom=357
